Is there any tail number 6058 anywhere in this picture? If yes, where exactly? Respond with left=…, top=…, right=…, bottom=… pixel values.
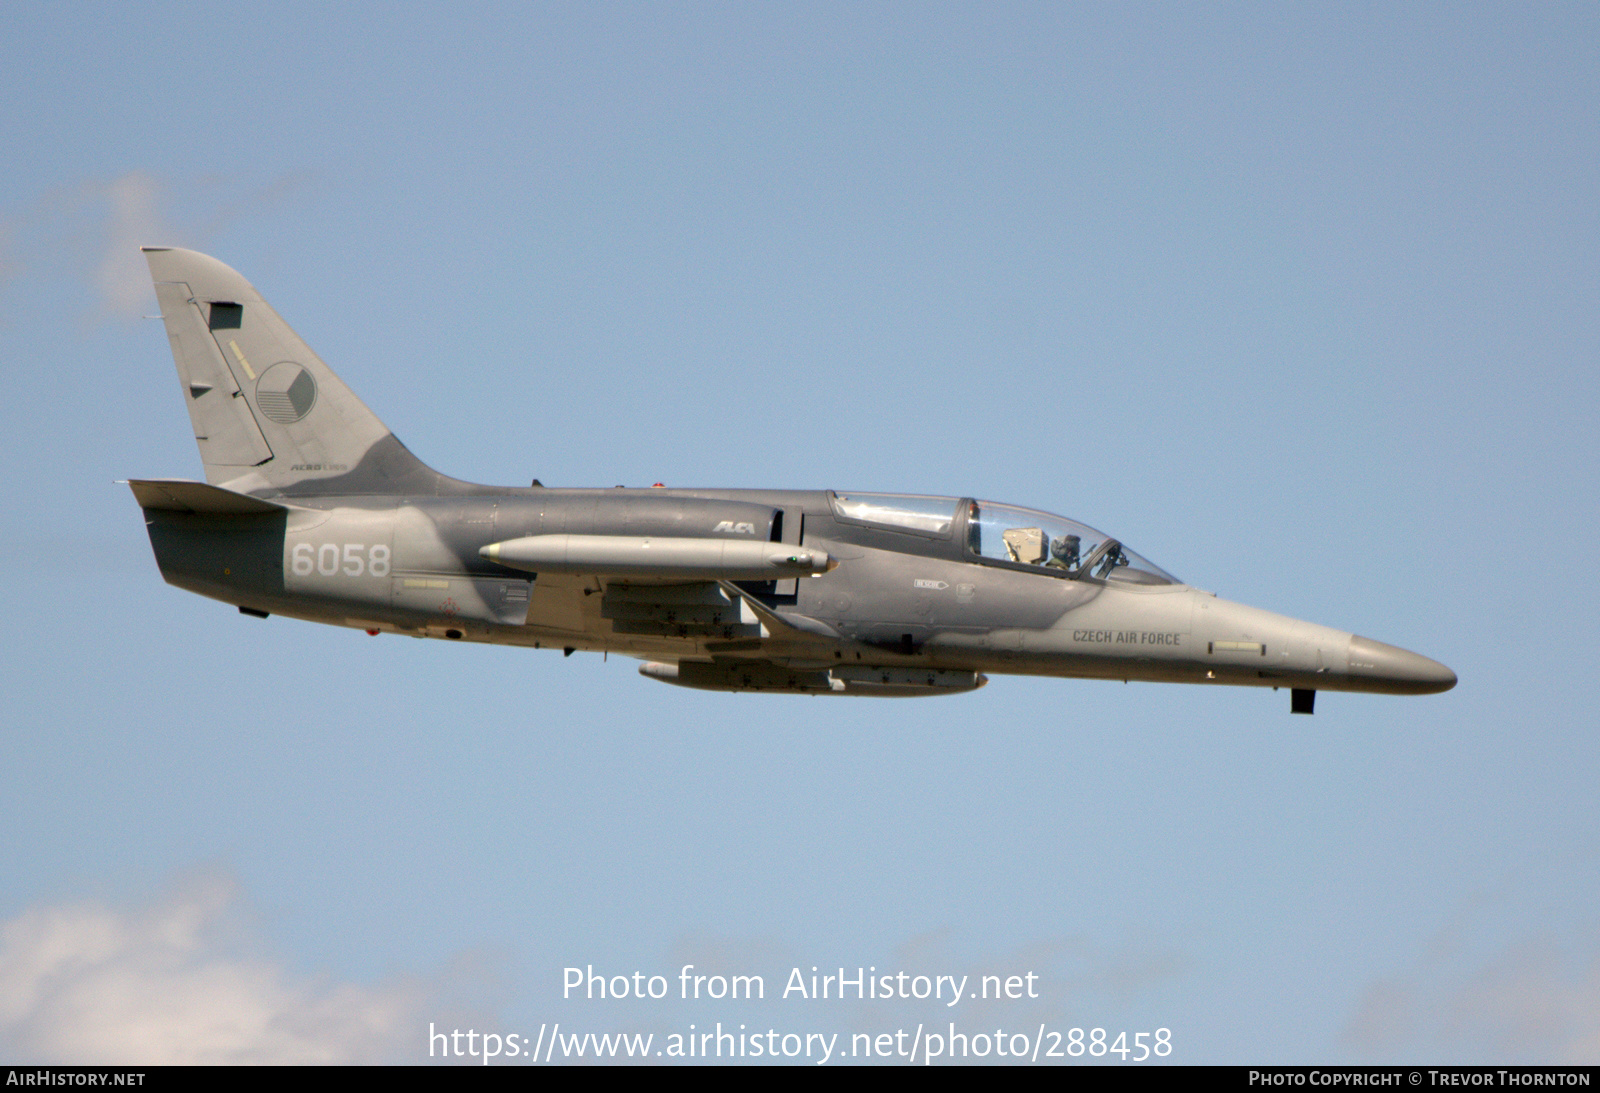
left=291, top=543, right=391, bottom=578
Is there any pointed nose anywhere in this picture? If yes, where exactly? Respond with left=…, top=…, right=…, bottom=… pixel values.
left=1347, top=635, right=1457, bottom=695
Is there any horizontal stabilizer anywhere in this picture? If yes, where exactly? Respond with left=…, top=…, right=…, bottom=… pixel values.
left=128, top=478, right=287, bottom=515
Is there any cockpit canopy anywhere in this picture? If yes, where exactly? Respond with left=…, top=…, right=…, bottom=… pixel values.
left=831, top=492, right=1179, bottom=586
left=965, top=500, right=1178, bottom=584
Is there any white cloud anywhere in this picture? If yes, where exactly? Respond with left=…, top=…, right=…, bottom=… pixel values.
left=93, top=172, right=170, bottom=321
left=0, top=871, right=433, bottom=1064
left=0, top=170, right=313, bottom=326
left=1439, top=940, right=1600, bottom=1063
left=1342, top=904, right=1600, bottom=1063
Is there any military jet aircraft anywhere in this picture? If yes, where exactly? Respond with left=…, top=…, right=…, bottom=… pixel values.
left=130, top=248, right=1455, bottom=712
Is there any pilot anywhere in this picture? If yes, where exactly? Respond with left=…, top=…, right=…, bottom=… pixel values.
left=1047, top=534, right=1081, bottom=571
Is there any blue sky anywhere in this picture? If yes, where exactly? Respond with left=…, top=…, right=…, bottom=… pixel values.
left=1, top=3, right=1596, bottom=1064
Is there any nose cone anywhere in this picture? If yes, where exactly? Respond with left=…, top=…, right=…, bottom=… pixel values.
left=1347, top=635, right=1457, bottom=695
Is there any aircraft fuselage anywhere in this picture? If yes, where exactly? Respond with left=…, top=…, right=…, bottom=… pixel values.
left=140, top=483, right=1455, bottom=702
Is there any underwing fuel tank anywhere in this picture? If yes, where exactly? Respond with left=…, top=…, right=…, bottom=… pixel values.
left=481, top=535, right=833, bottom=580
left=639, top=661, right=988, bottom=697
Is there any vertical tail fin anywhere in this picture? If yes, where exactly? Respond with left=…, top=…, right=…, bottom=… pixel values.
left=144, top=247, right=452, bottom=497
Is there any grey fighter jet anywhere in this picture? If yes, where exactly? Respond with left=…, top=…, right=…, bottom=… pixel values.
left=130, top=248, right=1456, bottom=712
